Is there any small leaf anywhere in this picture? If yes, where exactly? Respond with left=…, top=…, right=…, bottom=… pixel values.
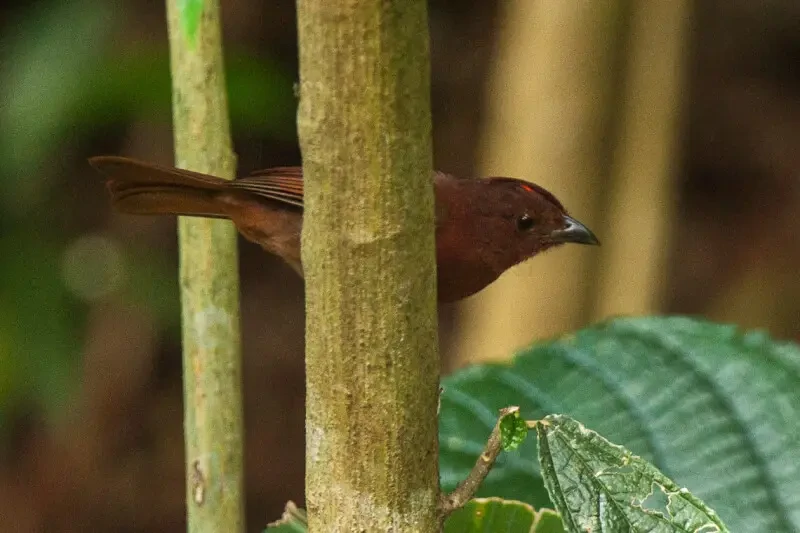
left=444, top=498, right=564, bottom=533
left=537, top=415, right=728, bottom=533
left=533, top=509, right=566, bottom=533
left=265, top=501, right=307, bottom=532
left=499, top=408, right=528, bottom=451
left=178, top=0, right=203, bottom=44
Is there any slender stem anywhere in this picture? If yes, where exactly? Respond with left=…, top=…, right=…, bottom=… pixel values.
left=296, top=0, right=439, bottom=531
left=439, top=407, right=520, bottom=516
left=164, top=1, right=244, bottom=532
left=454, top=1, right=626, bottom=361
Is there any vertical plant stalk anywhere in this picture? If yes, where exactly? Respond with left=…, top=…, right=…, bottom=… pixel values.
left=590, top=0, right=689, bottom=319
left=454, top=1, right=627, bottom=362
left=296, top=1, right=440, bottom=531
left=165, top=1, right=244, bottom=532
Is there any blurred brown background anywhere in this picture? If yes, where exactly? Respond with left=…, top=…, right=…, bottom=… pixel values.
left=1, top=0, right=799, bottom=531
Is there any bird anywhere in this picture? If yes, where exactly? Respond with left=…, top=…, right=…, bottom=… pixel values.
left=90, top=156, right=599, bottom=302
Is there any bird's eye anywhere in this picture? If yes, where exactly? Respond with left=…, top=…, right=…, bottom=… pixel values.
left=516, top=213, right=535, bottom=232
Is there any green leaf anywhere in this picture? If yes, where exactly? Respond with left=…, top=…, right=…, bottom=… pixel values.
left=537, top=415, right=728, bottom=532
left=439, top=316, right=800, bottom=532
left=444, top=498, right=564, bottom=533
left=534, top=509, right=566, bottom=533
left=178, top=0, right=203, bottom=44
left=500, top=408, right=528, bottom=451
left=265, top=501, right=307, bottom=532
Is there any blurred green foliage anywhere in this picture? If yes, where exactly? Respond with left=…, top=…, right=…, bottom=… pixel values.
left=0, top=0, right=295, bottom=432
left=0, top=230, right=82, bottom=422
left=0, top=0, right=116, bottom=204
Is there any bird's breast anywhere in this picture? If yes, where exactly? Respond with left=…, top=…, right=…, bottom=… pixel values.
left=434, top=224, right=501, bottom=302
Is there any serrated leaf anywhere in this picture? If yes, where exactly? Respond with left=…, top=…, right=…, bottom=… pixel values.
left=537, top=415, right=727, bottom=532
left=500, top=409, right=528, bottom=451
left=439, top=316, right=800, bottom=532
left=444, top=498, right=564, bottom=533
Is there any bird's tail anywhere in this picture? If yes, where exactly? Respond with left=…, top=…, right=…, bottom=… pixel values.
left=89, top=156, right=231, bottom=219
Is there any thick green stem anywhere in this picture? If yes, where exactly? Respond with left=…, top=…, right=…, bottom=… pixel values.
left=296, top=1, right=440, bottom=531
left=165, top=1, right=244, bottom=532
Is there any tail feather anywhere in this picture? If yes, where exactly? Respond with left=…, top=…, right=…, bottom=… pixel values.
left=90, top=156, right=230, bottom=219
left=110, top=184, right=230, bottom=219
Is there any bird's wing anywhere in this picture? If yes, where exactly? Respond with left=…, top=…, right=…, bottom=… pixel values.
left=229, top=167, right=304, bottom=208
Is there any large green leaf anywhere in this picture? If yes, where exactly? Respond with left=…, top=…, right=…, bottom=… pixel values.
left=537, top=415, right=727, bottom=532
left=439, top=316, right=800, bottom=532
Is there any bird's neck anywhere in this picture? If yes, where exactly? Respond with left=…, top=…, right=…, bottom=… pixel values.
left=435, top=255, right=500, bottom=302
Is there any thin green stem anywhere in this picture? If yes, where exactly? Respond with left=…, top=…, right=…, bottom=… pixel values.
left=165, top=1, right=244, bottom=531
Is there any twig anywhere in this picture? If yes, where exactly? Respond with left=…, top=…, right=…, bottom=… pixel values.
left=439, top=406, right=521, bottom=517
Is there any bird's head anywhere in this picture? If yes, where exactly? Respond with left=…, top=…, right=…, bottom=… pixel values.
left=434, top=174, right=599, bottom=301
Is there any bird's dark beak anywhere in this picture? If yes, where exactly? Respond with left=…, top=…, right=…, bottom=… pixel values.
left=550, top=215, right=600, bottom=245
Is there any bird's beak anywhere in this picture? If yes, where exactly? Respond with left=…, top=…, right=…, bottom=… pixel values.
left=550, top=215, right=600, bottom=245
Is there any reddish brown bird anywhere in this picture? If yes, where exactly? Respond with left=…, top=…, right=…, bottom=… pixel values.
left=90, top=156, right=599, bottom=302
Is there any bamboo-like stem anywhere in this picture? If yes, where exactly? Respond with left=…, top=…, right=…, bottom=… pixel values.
left=296, top=1, right=440, bottom=531
left=590, top=0, right=689, bottom=319
left=453, top=1, right=627, bottom=362
left=165, top=2, right=244, bottom=532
